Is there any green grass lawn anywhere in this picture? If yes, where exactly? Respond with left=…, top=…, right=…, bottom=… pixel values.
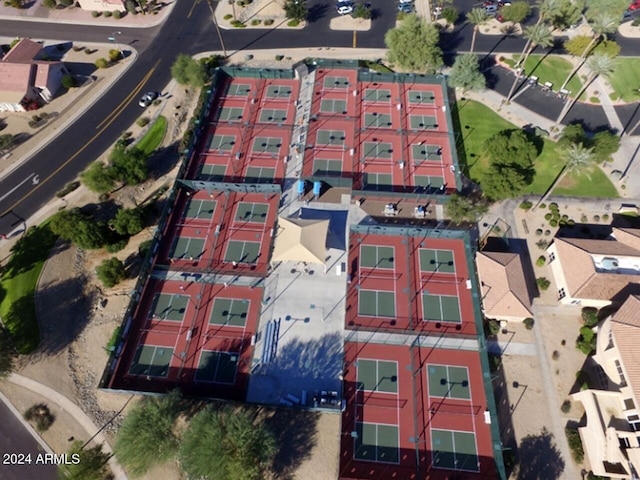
left=137, top=116, right=167, bottom=156
left=505, top=55, right=583, bottom=98
left=552, top=166, right=619, bottom=198
left=608, top=58, right=640, bottom=103
left=0, top=223, right=57, bottom=354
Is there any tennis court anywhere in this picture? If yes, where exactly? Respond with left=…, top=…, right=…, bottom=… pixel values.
left=409, top=115, right=437, bottom=129
left=251, top=137, right=282, bottom=154
left=431, top=429, right=479, bottom=471
left=207, top=134, right=236, bottom=152
left=408, top=90, right=435, bottom=104
left=258, top=108, right=288, bottom=123
left=323, top=75, right=350, bottom=88
left=364, top=88, right=391, bottom=102
left=422, top=293, right=461, bottom=323
left=316, top=129, right=346, bottom=146
left=427, top=364, right=470, bottom=399
left=244, top=167, right=275, bottom=182
left=149, top=293, right=189, bottom=321
left=363, top=142, right=393, bottom=159
left=216, top=107, right=244, bottom=122
left=210, top=298, right=249, bottom=327
left=266, top=85, right=292, bottom=98
left=357, top=359, right=398, bottom=393
left=320, top=99, right=347, bottom=113
left=199, top=164, right=227, bottom=181
left=364, top=113, right=392, bottom=128
left=414, top=175, right=445, bottom=188
left=363, top=173, right=393, bottom=188
left=185, top=199, right=216, bottom=220
left=411, top=144, right=442, bottom=162
left=169, top=237, right=205, bottom=260
left=354, top=422, right=399, bottom=463
left=358, top=290, right=395, bottom=317
left=235, top=202, right=269, bottom=223
left=419, top=249, right=455, bottom=273
left=195, top=350, right=239, bottom=383
left=227, top=83, right=251, bottom=96
left=129, top=345, right=173, bottom=377
left=224, top=240, right=261, bottom=264
left=313, top=159, right=343, bottom=175
left=360, top=245, right=395, bottom=269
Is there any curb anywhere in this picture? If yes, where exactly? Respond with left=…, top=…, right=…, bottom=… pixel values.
left=0, top=389, right=55, bottom=456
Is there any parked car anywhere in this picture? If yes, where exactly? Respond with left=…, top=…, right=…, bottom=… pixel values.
left=138, top=91, right=158, bottom=108
left=398, top=2, right=414, bottom=12
left=485, top=4, right=498, bottom=13
left=629, top=0, right=640, bottom=11
left=336, top=1, right=354, bottom=14
left=399, top=0, right=413, bottom=5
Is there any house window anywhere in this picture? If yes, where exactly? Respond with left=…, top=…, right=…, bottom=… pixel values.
left=620, top=437, right=632, bottom=449
left=607, top=327, right=615, bottom=350
left=558, top=288, right=566, bottom=300
left=628, top=415, right=640, bottom=432
left=625, top=398, right=636, bottom=411
left=595, top=365, right=608, bottom=388
left=549, top=252, right=556, bottom=262
left=616, top=360, right=627, bottom=387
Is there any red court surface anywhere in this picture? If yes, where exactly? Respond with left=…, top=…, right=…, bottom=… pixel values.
left=156, top=189, right=279, bottom=276
left=345, top=231, right=478, bottom=336
left=107, top=279, right=263, bottom=399
left=340, top=341, right=496, bottom=480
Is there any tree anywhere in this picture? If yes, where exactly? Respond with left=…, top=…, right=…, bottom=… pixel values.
left=558, top=123, right=587, bottom=148
left=540, top=143, right=596, bottom=204
left=441, top=6, right=459, bottom=24
left=114, top=390, right=182, bottom=477
left=506, top=23, right=553, bottom=100
left=283, top=0, right=307, bottom=21
left=385, top=15, right=443, bottom=73
left=483, top=129, right=538, bottom=169
left=0, top=328, right=16, bottom=379
left=61, top=74, right=77, bottom=89
left=58, top=441, right=111, bottom=480
left=448, top=54, right=486, bottom=92
left=445, top=194, right=488, bottom=223
left=592, top=130, right=620, bottom=163
left=549, top=0, right=583, bottom=30
left=467, top=8, right=489, bottom=53
left=171, top=54, right=209, bottom=87
left=586, top=0, right=628, bottom=20
left=111, top=208, right=145, bottom=236
left=501, top=1, right=531, bottom=23
left=94, top=58, right=108, bottom=69
left=353, top=2, right=371, bottom=18
left=110, top=145, right=149, bottom=185
left=482, top=164, right=529, bottom=200
left=564, top=35, right=594, bottom=57
left=180, top=406, right=277, bottom=480
left=50, top=209, right=108, bottom=250
left=0, top=134, right=14, bottom=150
left=96, top=257, right=125, bottom=288
left=80, top=161, right=117, bottom=193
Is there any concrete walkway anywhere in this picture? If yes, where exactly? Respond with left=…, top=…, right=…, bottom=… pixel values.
left=4, top=374, right=128, bottom=480
left=487, top=340, right=537, bottom=356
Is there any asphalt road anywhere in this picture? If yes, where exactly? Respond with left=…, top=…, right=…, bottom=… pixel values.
left=0, top=400, right=57, bottom=480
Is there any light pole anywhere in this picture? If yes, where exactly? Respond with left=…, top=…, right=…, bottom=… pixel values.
left=108, top=31, right=123, bottom=59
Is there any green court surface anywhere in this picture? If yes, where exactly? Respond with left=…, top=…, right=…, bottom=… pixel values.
left=252, top=137, right=282, bottom=154
left=414, top=176, right=445, bottom=188
left=266, top=85, right=292, bottom=98
left=169, top=237, right=205, bottom=260
left=360, top=245, right=395, bottom=269
left=227, top=83, right=251, bottom=96
left=363, top=173, right=393, bottom=188
left=363, top=142, right=393, bottom=159
left=235, top=202, right=269, bottom=223
left=150, top=293, right=189, bottom=321
left=357, top=359, right=398, bottom=393
left=196, top=350, right=239, bottom=383
left=427, top=364, right=470, bottom=399
left=419, top=249, right=455, bottom=273
left=431, top=429, right=478, bottom=471
left=354, top=422, right=399, bottom=463
left=320, top=99, right=347, bottom=113
left=358, top=290, right=395, bottom=317
left=364, top=89, right=392, bottom=102
left=259, top=108, right=288, bottom=123
left=313, top=159, right=343, bottom=175
left=323, top=76, right=350, bottom=88
left=208, top=134, right=236, bottom=152
left=216, top=107, right=243, bottom=122
left=408, top=90, right=435, bottom=104
left=199, top=164, right=227, bottom=182
left=245, top=167, right=275, bottom=182
left=364, top=113, right=392, bottom=128
left=129, top=345, right=173, bottom=377
left=422, top=294, right=461, bottom=323
left=209, top=298, right=249, bottom=327
left=317, top=130, right=346, bottom=146
left=224, top=240, right=261, bottom=264
left=185, top=199, right=216, bottom=220
left=411, top=144, right=442, bottom=162
left=409, top=115, right=437, bottom=130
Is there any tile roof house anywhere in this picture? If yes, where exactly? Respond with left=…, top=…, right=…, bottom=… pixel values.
left=0, top=39, right=69, bottom=113
left=572, top=295, right=640, bottom=479
left=476, top=251, right=533, bottom=321
left=546, top=227, right=640, bottom=308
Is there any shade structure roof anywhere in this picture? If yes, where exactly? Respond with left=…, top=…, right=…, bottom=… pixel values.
left=272, top=217, right=329, bottom=265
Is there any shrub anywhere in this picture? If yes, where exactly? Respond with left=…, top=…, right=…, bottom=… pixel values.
left=544, top=229, right=551, bottom=236
left=580, top=213, right=588, bottom=222
left=602, top=213, right=609, bottom=221
left=113, top=9, right=122, bottom=18
left=544, top=213, right=552, bottom=221
left=24, top=404, right=55, bottom=432
left=549, top=219, right=558, bottom=227
left=56, top=181, right=80, bottom=198
left=549, top=202, right=559, bottom=211
left=138, top=239, right=153, bottom=259
left=264, top=18, right=274, bottom=25
left=137, top=117, right=150, bottom=127
left=223, top=13, right=232, bottom=19
left=105, top=239, right=128, bottom=253
left=287, top=19, right=300, bottom=26
left=58, top=0, right=72, bottom=5
left=561, top=399, right=571, bottom=413
left=561, top=214, right=569, bottom=221
left=581, top=307, right=599, bottom=327
left=523, top=317, right=534, bottom=330
left=96, top=257, right=126, bottom=288
left=536, top=239, right=549, bottom=250
left=275, top=54, right=284, bottom=61
left=61, top=74, right=77, bottom=89
left=441, top=6, right=458, bottom=24
left=42, top=0, right=56, bottom=8
left=536, top=277, right=551, bottom=290
left=536, top=255, right=546, bottom=266
left=353, top=2, right=372, bottom=19
left=539, top=203, right=546, bottom=209
left=108, top=49, right=121, bottom=62
left=251, top=19, right=261, bottom=25
left=125, top=0, right=136, bottom=10
left=519, top=200, right=533, bottom=210
left=230, top=19, right=245, bottom=27
left=91, top=10, right=100, bottom=16
left=576, top=370, right=590, bottom=390
left=552, top=350, right=560, bottom=360
left=94, top=58, right=109, bottom=69
left=565, top=426, right=584, bottom=462
left=593, top=214, right=600, bottom=222
left=104, top=10, right=112, bottom=16
left=576, top=326, right=596, bottom=355
left=486, top=318, right=500, bottom=336
left=535, top=228, right=543, bottom=236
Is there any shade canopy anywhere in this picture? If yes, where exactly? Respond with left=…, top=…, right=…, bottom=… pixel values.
left=272, top=217, right=329, bottom=265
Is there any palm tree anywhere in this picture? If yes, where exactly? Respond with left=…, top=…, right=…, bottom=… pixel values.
left=506, top=23, right=553, bottom=101
left=535, top=0, right=561, bottom=25
left=467, top=8, right=489, bottom=53
left=538, top=143, right=596, bottom=206
left=556, top=53, right=616, bottom=125
left=559, top=14, right=619, bottom=91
